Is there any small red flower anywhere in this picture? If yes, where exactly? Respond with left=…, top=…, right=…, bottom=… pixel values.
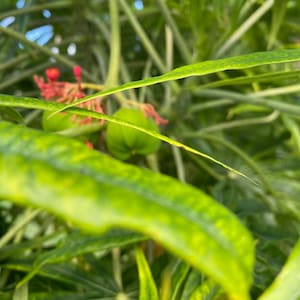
left=45, top=68, right=60, bottom=82
left=34, top=66, right=104, bottom=126
left=72, top=65, right=84, bottom=98
left=73, top=65, right=82, bottom=79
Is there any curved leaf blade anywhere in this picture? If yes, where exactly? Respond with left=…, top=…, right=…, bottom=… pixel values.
left=258, top=239, right=300, bottom=300
left=136, top=247, right=159, bottom=300
left=0, top=94, right=252, bottom=181
left=170, top=260, right=190, bottom=300
left=190, top=279, right=223, bottom=300
left=63, top=49, right=300, bottom=108
left=0, top=121, right=254, bottom=300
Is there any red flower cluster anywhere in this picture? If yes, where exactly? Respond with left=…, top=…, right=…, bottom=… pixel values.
left=34, top=66, right=168, bottom=127
left=34, top=66, right=103, bottom=125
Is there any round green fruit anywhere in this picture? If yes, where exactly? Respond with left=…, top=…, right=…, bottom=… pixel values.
left=42, top=111, right=94, bottom=144
left=42, top=111, right=81, bottom=132
left=106, top=108, right=160, bottom=160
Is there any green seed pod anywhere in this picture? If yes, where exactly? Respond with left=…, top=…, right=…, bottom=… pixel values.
left=42, top=111, right=94, bottom=144
left=42, top=111, right=81, bottom=132
left=106, top=108, right=160, bottom=160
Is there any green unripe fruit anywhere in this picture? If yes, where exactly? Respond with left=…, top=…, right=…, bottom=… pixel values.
left=42, top=111, right=94, bottom=144
left=106, top=108, right=160, bottom=160
left=42, top=111, right=81, bottom=132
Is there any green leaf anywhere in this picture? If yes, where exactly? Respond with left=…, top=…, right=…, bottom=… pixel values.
left=0, top=230, right=65, bottom=260
left=63, top=49, right=300, bottom=109
left=0, top=121, right=254, bottom=300
left=189, top=279, right=224, bottom=300
left=29, top=291, right=102, bottom=300
left=281, top=114, right=300, bottom=153
left=35, top=230, right=145, bottom=266
left=2, top=259, right=117, bottom=295
left=19, top=229, right=146, bottom=286
left=268, top=0, right=288, bottom=49
left=13, top=283, right=28, bottom=300
left=136, top=247, right=159, bottom=300
left=0, top=93, right=252, bottom=182
left=197, top=69, right=300, bottom=90
left=181, top=270, right=203, bottom=300
left=0, top=293, right=11, bottom=300
left=170, top=260, right=190, bottom=300
left=258, top=239, right=300, bottom=300
left=0, top=106, right=24, bottom=123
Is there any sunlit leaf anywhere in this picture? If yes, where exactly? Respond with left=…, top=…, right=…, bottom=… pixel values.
left=64, top=49, right=300, bottom=108
left=136, top=247, right=159, bottom=300
left=0, top=93, right=251, bottom=181
left=0, top=121, right=254, bottom=300
left=258, top=239, right=300, bottom=300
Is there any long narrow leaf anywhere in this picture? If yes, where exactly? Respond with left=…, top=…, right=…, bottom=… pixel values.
left=0, top=121, right=254, bottom=300
left=19, top=230, right=146, bottom=286
left=0, top=94, right=252, bottom=180
left=136, top=247, right=159, bottom=300
left=61, top=49, right=300, bottom=109
left=258, top=239, right=300, bottom=300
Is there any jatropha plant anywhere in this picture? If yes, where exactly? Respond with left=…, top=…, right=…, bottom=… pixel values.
left=34, top=66, right=168, bottom=159
left=3, top=1, right=300, bottom=299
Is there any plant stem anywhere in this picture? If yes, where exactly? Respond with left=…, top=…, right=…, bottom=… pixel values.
left=186, top=111, right=279, bottom=135
left=0, top=1, right=71, bottom=19
left=171, top=136, right=186, bottom=183
left=189, top=99, right=234, bottom=114
left=156, top=0, right=192, bottom=63
left=86, top=11, right=137, bottom=101
left=105, top=0, right=121, bottom=88
left=251, top=83, right=300, bottom=97
left=112, top=247, right=123, bottom=291
left=194, top=89, right=300, bottom=116
left=119, top=0, right=166, bottom=73
left=82, top=83, right=104, bottom=90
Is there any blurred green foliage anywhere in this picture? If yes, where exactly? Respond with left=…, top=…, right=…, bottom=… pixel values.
left=2, top=1, right=300, bottom=299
